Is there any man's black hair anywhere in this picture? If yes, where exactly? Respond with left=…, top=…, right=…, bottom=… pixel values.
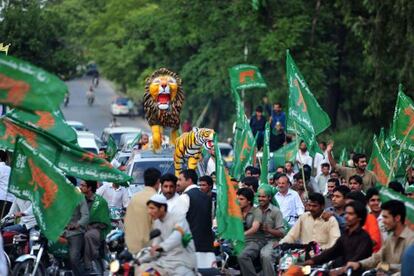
left=251, top=167, right=261, bottom=176
left=327, top=178, right=340, bottom=187
left=345, top=201, right=368, bottom=226
left=237, top=188, right=254, bottom=206
left=308, top=193, right=325, bottom=206
left=242, top=176, right=259, bottom=192
left=273, top=172, right=286, bottom=181
left=245, top=166, right=254, bottom=174
left=381, top=200, right=406, bottom=224
left=199, top=175, right=214, bottom=187
left=256, top=106, right=263, bottom=112
left=365, top=187, right=380, bottom=201
left=346, top=191, right=367, bottom=205
left=180, top=169, right=198, bottom=184
left=144, top=168, right=161, bottom=187
left=352, top=153, right=367, bottom=165
left=0, top=150, right=7, bottom=162
left=160, top=173, right=177, bottom=186
left=85, top=180, right=98, bottom=193
left=349, top=175, right=363, bottom=185
left=146, top=200, right=168, bottom=212
left=321, top=163, right=330, bottom=169
left=388, top=181, right=405, bottom=195
left=333, top=185, right=351, bottom=197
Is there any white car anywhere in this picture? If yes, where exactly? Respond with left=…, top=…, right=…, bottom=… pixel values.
left=67, top=120, right=88, bottom=132
left=101, top=127, right=142, bottom=148
left=111, top=97, right=130, bottom=116
left=77, top=131, right=99, bottom=154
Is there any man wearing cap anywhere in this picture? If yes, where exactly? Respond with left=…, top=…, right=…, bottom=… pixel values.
left=125, top=168, right=161, bottom=254
left=406, top=185, right=414, bottom=199
left=141, top=194, right=197, bottom=275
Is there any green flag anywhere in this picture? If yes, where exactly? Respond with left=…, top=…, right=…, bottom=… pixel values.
left=0, top=117, right=131, bottom=183
left=214, top=134, right=244, bottom=255
left=229, top=64, right=267, bottom=90
left=338, top=147, right=347, bottom=166
left=128, top=131, right=142, bottom=148
left=367, top=135, right=392, bottom=185
left=273, top=142, right=296, bottom=167
left=89, top=195, right=111, bottom=237
left=7, top=109, right=77, bottom=144
left=9, top=138, right=83, bottom=241
left=0, top=55, right=66, bottom=111
left=379, top=185, right=414, bottom=224
left=286, top=50, right=331, bottom=135
left=391, top=84, right=414, bottom=155
left=260, top=122, right=270, bottom=185
left=106, top=135, right=117, bottom=160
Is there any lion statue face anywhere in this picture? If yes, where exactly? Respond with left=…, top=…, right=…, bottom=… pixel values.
left=193, top=127, right=215, bottom=150
left=149, top=74, right=178, bottom=110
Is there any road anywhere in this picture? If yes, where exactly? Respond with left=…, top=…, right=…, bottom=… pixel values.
left=62, top=77, right=150, bottom=137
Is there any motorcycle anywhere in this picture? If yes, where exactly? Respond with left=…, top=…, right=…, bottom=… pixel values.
left=1, top=215, right=30, bottom=271
left=87, top=90, right=95, bottom=106
left=63, top=94, right=69, bottom=107
left=107, top=229, right=162, bottom=276
left=12, top=230, right=106, bottom=276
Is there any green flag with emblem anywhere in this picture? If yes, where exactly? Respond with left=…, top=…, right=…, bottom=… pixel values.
left=0, top=55, right=66, bottom=111
left=379, top=185, right=414, bottom=224
left=9, top=138, right=84, bottom=241
left=7, top=109, right=77, bottom=144
left=390, top=84, right=414, bottom=155
left=214, top=134, right=245, bottom=255
left=286, top=50, right=330, bottom=136
left=273, top=142, right=296, bottom=167
left=229, top=64, right=267, bottom=90
left=106, top=135, right=117, bottom=161
left=367, top=135, right=392, bottom=185
left=0, top=117, right=131, bottom=183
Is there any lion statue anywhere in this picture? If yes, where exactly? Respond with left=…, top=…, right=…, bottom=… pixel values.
left=174, top=127, right=215, bottom=176
left=144, top=68, right=184, bottom=152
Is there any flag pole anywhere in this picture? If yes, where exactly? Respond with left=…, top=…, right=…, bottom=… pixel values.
left=293, top=122, right=308, bottom=199
left=388, top=123, right=414, bottom=185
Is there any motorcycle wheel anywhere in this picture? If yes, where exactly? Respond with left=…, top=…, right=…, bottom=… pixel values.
left=12, top=259, right=44, bottom=276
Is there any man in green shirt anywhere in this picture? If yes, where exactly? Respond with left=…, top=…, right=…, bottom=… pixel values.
left=79, top=180, right=111, bottom=273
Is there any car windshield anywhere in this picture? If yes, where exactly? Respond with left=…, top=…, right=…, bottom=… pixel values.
left=130, top=160, right=174, bottom=185
left=115, top=98, right=129, bottom=105
left=110, top=133, right=124, bottom=146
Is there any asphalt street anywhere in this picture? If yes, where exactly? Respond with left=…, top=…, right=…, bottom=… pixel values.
left=62, top=77, right=150, bottom=137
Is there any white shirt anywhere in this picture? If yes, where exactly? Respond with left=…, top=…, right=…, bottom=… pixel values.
left=7, top=198, right=37, bottom=229
left=96, top=183, right=130, bottom=208
left=314, top=151, right=330, bottom=176
left=166, top=193, right=181, bottom=215
left=286, top=171, right=295, bottom=183
left=314, top=174, right=330, bottom=194
left=295, top=151, right=313, bottom=168
left=274, top=189, right=304, bottom=226
left=174, top=184, right=198, bottom=220
left=206, top=158, right=215, bottom=176
left=0, top=162, right=14, bottom=202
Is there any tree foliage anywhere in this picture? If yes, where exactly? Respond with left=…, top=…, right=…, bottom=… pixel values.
left=2, top=0, right=414, bottom=137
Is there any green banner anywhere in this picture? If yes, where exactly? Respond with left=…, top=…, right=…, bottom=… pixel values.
left=260, top=122, right=270, bottom=185
left=0, top=55, right=66, bottom=111
left=106, top=135, right=117, bottom=160
left=9, top=139, right=83, bottom=241
left=273, top=142, right=296, bottom=167
left=367, top=135, right=392, bottom=185
left=379, top=185, right=414, bottom=224
left=7, top=109, right=77, bottom=144
left=229, top=64, right=267, bottom=90
left=391, top=84, right=414, bottom=155
left=0, top=117, right=131, bottom=183
left=286, top=50, right=331, bottom=136
left=214, top=134, right=245, bottom=255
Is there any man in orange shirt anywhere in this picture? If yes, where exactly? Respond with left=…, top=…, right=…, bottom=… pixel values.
left=346, top=191, right=381, bottom=252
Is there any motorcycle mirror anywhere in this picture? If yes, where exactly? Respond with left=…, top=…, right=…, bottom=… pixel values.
left=149, top=229, right=161, bottom=240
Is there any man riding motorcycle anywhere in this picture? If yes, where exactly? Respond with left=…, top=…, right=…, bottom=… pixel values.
left=140, top=194, right=197, bottom=275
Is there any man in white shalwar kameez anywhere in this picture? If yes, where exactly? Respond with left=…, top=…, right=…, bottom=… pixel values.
left=139, top=194, right=197, bottom=276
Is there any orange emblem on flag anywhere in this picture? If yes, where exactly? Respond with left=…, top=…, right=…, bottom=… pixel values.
left=372, top=157, right=388, bottom=185
left=28, top=159, right=58, bottom=208
left=1, top=120, right=38, bottom=148
left=0, top=74, right=30, bottom=106
left=239, top=70, right=255, bottom=84
left=401, top=107, right=414, bottom=140
left=35, top=111, right=55, bottom=129
left=225, top=169, right=242, bottom=218
left=293, top=79, right=307, bottom=112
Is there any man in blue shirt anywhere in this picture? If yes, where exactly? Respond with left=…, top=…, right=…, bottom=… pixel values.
left=270, top=102, right=286, bottom=130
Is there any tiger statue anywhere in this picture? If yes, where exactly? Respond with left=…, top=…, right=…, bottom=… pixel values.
left=144, top=68, right=184, bottom=152
left=174, top=128, right=215, bottom=176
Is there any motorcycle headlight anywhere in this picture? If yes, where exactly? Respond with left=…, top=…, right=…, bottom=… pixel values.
left=30, top=230, right=41, bottom=242
left=109, top=260, right=120, bottom=273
